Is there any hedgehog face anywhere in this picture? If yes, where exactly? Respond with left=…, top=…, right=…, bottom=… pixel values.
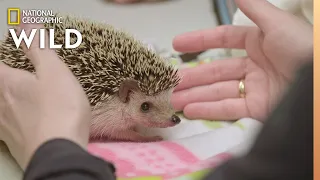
left=128, top=90, right=180, bottom=128
left=119, top=79, right=181, bottom=128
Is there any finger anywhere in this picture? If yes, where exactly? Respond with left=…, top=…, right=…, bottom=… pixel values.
left=0, top=61, right=35, bottom=90
left=235, top=0, right=291, bottom=32
left=0, top=62, right=18, bottom=83
left=0, top=62, right=26, bottom=105
left=172, top=80, right=240, bottom=111
left=183, top=99, right=249, bottom=120
left=0, top=63, right=7, bottom=96
left=0, top=62, right=11, bottom=73
left=174, top=57, right=246, bottom=91
left=15, top=14, right=61, bottom=74
left=172, top=25, right=252, bottom=53
left=0, top=63, right=9, bottom=92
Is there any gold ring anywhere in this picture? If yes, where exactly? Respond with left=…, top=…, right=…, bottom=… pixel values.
left=239, top=79, right=246, bottom=98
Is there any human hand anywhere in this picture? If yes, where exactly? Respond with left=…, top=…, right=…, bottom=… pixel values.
left=0, top=22, right=91, bottom=170
left=171, top=0, right=313, bottom=122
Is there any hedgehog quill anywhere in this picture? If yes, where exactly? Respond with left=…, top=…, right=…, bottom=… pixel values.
left=0, top=14, right=181, bottom=142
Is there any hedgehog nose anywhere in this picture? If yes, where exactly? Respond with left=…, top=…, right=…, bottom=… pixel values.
left=171, top=114, right=181, bottom=124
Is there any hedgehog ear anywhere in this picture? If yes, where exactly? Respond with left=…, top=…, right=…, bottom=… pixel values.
left=119, top=79, right=139, bottom=103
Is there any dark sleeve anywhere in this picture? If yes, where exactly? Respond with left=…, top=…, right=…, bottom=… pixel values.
left=23, top=139, right=117, bottom=180
left=204, top=62, right=313, bottom=180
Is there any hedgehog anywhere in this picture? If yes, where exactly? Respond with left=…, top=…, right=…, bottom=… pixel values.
left=0, top=14, right=181, bottom=142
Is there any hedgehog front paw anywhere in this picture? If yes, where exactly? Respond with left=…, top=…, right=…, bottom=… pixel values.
left=123, top=131, right=163, bottom=142
left=149, top=135, right=163, bottom=142
left=131, top=134, right=163, bottom=142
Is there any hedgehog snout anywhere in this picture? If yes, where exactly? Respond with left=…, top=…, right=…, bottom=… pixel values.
left=171, top=114, right=181, bottom=124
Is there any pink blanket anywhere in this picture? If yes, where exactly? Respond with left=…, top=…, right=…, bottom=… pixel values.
left=88, top=141, right=232, bottom=179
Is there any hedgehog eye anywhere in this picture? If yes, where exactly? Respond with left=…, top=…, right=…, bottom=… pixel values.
left=141, top=102, right=150, bottom=112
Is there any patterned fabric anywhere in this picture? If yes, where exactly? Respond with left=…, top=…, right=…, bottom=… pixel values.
left=88, top=142, right=231, bottom=179
left=88, top=117, right=262, bottom=180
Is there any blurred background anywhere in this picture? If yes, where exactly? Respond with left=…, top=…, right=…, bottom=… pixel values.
left=0, top=0, right=236, bottom=54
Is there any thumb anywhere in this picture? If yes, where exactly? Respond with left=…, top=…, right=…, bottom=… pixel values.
left=15, top=14, right=61, bottom=76
left=235, top=0, right=292, bottom=32
left=0, top=61, right=23, bottom=83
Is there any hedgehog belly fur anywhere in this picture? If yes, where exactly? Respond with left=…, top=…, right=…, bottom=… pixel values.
left=0, top=14, right=180, bottom=108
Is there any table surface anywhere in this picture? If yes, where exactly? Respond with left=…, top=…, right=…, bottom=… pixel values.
left=0, top=0, right=218, bottom=52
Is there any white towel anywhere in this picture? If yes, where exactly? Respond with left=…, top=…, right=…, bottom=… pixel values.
left=230, top=0, right=313, bottom=58
left=233, top=0, right=313, bottom=25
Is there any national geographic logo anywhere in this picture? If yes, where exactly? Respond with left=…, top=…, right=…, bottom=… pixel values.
left=7, top=8, right=63, bottom=25
left=7, top=8, right=20, bottom=25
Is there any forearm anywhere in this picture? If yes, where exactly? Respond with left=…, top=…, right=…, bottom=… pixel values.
left=24, top=139, right=116, bottom=180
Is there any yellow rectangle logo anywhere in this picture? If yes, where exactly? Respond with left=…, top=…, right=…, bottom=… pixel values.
left=7, top=8, right=20, bottom=25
